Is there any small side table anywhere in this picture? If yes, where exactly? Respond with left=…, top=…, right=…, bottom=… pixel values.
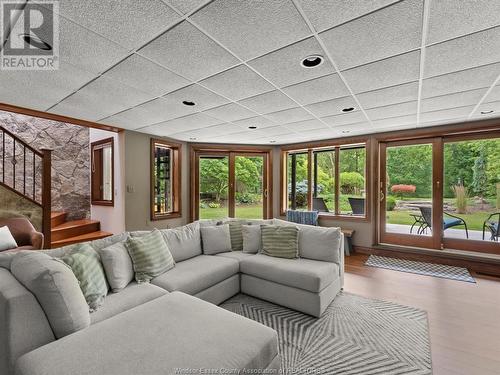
left=341, top=229, right=354, bottom=256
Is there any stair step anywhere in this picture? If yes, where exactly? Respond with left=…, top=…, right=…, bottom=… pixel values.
left=51, top=212, right=67, bottom=228
left=51, top=219, right=101, bottom=242
left=51, top=231, right=113, bottom=248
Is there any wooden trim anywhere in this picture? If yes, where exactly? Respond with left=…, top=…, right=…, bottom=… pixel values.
left=150, top=138, right=182, bottom=221
left=433, top=137, right=444, bottom=250
left=228, top=153, right=236, bottom=218
left=41, top=148, right=51, bottom=249
left=443, top=238, right=500, bottom=255
left=0, top=102, right=122, bottom=133
left=307, top=149, right=313, bottom=210
left=90, top=137, right=114, bottom=207
left=279, top=150, right=287, bottom=216
left=190, top=144, right=273, bottom=153
left=334, top=147, right=340, bottom=215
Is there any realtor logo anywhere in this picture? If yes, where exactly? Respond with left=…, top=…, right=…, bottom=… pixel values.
left=1, top=1, right=59, bottom=70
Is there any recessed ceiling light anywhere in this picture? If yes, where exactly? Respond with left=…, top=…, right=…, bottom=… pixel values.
left=20, top=33, right=52, bottom=50
left=342, top=107, right=355, bottom=112
left=248, top=126, right=257, bottom=129
left=480, top=110, right=494, bottom=114
left=189, top=137, right=197, bottom=141
left=341, top=130, right=350, bottom=134
left=182, top=100, right=195, bottom=106
left=301, top=55, right=323, bottom=68
left=270, top=140, right=276, bottom=143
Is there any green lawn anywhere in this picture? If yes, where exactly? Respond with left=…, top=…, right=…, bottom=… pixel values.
left=200, top=205, right=263, bottom=219
left=386, top=210, right=494, bottom=231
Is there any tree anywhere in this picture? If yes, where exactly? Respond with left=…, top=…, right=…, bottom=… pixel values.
left=199, top=158, right=229, bottom=202
left=472, top=145, right=488, bottom=204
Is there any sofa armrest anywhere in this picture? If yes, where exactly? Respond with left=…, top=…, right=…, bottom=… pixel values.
left=0, top=268, right=55, bottom=375
left=29, top=232, right=44, bottom=250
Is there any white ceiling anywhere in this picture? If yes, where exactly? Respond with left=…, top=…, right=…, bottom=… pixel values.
left=1, top=0, right=500, bottom=144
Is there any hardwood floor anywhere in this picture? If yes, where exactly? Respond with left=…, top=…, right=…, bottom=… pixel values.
left=344, top=254, right=500, bottom=375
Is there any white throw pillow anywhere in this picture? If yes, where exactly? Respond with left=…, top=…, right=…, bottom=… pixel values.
left=98, top=241, right=134, bottom=293
left=0, top=226, right=18, bottom=251
left=200, top=224, right=232, bottom=255
left=242, top=225, right=261, bottom=254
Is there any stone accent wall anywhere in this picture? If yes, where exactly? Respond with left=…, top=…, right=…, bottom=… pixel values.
left=0, top=110, right=90, bottom=220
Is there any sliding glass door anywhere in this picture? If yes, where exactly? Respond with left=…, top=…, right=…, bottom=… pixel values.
left=199, top=154, right=230, bottom=220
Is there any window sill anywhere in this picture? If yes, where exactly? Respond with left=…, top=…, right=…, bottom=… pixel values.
left=151, top=212, right=182, bottom=221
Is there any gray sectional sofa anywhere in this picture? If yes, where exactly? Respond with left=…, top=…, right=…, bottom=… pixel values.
left=0, top=218, right=344, bottom=375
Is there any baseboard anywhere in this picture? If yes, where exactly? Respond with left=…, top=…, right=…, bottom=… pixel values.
left=353, top=245, right=500, bottom=277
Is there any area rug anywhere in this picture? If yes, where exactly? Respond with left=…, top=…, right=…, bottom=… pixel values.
left=366, top=255, right=475, bottom=283
left=221, top=293, right=432, bottom=374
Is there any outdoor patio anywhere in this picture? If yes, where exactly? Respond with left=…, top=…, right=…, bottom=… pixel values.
left=386, top=224, right=485, bottom=241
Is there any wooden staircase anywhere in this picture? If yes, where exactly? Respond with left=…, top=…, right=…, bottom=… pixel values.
left=51, top=212, right=112, bottom=248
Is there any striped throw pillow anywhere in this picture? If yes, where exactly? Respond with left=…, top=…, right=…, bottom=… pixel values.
left=125, top=229, right=175, bottom=283
left=228, top=221, right=243, bottom=251
left=260, top=225, right=299, bottom=259
left=61, top=244, right=109, bottom=312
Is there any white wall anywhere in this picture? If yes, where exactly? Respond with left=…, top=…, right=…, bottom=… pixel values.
left=89, top=128, right=126, bottom=234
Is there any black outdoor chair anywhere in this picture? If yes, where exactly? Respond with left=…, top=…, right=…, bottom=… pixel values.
left=313, top=197, right=330, bottom=212
left=418, top=206, right=469, bottom=238
left=482, top=213, right=500, bottom=241
left=348, top=197, right=365, bottom=215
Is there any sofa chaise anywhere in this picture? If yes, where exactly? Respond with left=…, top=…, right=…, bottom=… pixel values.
left=0, top=218, right=344, bottom=375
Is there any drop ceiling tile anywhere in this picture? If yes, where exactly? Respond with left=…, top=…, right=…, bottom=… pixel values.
left=248, top=37, right=335, bottom=88
left=298, top=0, right=399, bottom=32
left=203, top=103, right=257, bottom=122
left=372, top=114, right=417, bottom=127
left=305, top=96, right=358, bottom=118
left=0, top=61, right=95, bottom=111
left=322, top=111, right=367, bottom=127
left=104, top=54, right=189, bottom=96
left=472, top=101, right=500, bottom=117
left=319, top=0, right=423, bottom=70
left=419, top=106, right=474, bottom=125
left=56, top=0, right=179, bottom=49
left=205, top=123, right=248, bottom=134
left=238, top=91, right=297, bottom=114
left=190, top=0, right=311, bottom=60
left=232, top=116, right=276, bottom=129
left=366, top=101, right=417, bottom=120
left=199, top=65, right=274, bottom=101
left=50, top=76, right=153, bottom=121
left=483, top=85, right=500, bottom=103
left=142, top=113, right=222, bottom=135
left=139, top=21, right=238, bottom=80
left=356, top=81, right=419, bottom=109
left=101, top=98, right=175, bottom=129
left=424, top=27, right=500, bottom=78
left=166, top=0, right=207, bottom=14
left=265, top=108, right=313, bottom=124
left=342, top=50, right=420, bottom=93
left=427, top=0, right=500, bottom=44
left=59, top=17, right=127, bottom=75
left=282, top=74, right=350, bottom=105
left=285, top=119, right=328, bottom=132
left=421, top=63, right=500, bottom=98
left=163, top=84, right=228, bottom=112
left=421, top=88, right=487, bottom=113
left=252, top=125, right=292, bottom=137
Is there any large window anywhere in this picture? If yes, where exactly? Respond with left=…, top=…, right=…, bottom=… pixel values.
left=91, top=138, right=114, bottom=206
left=282, top=143, right=367, bottom=218
left=151, top=139, right=181, bottom=220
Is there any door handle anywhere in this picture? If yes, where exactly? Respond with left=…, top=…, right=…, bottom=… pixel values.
left=380, top=191, right=385, bottom=202
left=264, top=189, right=268, bottom=198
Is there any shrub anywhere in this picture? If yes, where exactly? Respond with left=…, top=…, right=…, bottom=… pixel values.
left=235, top=192, right=261, bottom=204
left=386, top=196, right=397, bottom=211
left=339, top=172, right=364, bottom=194
left=208, top=202, right=220, bottom=209
left=452, top=185, right=468, bottom=214
left=390, top=184, right=416, bottom=196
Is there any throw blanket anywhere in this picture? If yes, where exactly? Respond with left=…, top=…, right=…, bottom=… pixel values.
left=286, top=210, right=318, bottom=226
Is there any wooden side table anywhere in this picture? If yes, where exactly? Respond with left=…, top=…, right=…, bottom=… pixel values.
left=341, top=229, right=354, bottom=256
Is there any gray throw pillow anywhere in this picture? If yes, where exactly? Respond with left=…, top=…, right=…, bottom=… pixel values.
left=126, top=229, right=175, bottom=283
left=260, top=225, right=299, bottom=259
left=98, top=241, right=134, bottom=293
left=201, top=224, right=232, bottom=255
left=161, top=222, right=202, bottom=262
left=61, top=244, right=109, bottom=312
left=242, top=225, right=261, bottom=253
left=10, top=251, right=90, bottom=339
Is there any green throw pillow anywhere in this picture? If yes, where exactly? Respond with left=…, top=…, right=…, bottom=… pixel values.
left=228, top=221, right=243, bottom=251
left=261, top=225, right=299, bottom=259
left=61, top=244, right=109, bottom=312
left=125, top=229, right=175, bottom=283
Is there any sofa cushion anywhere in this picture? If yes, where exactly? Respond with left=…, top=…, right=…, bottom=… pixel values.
left=200, top=224, right=232, bottom=255
left=261, top=225, right=299, bottom=259
left=98, top=241, right=134, bottom=292
left=0, top=226, right=17, bottom=251
left=240, top=254, right=338, bottom=293
left=126, top=229, right=175, bottom=283
left=15, top=292, right=278, bottom=375
left=90, top=282, right=167, bottom=324
left=242, top=224, right=261, bottom=253
left=161, top=222, right=202, bottom=262
left=151, top=255, right=238, bottom=295
left=273, top=219, right=341, bottom=263
left=10, top=251, right=90, bottom=339
left=216, top=251, right=255, bottom=262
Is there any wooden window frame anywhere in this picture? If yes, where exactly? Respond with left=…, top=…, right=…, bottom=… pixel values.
left=90, top=137, right=114, bottom=207
left=280, top=140, right=371, bottom=222
left=150, top=138, right=182, bottom=221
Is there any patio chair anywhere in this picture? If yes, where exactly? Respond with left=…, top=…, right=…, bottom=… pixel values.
left=313, top=197, right=330, bottom=212
left=482, top=213, right=499, bottom=241
left=348, top=197, right=365, bottom=215
left=418, top=206, right=469, bottom=238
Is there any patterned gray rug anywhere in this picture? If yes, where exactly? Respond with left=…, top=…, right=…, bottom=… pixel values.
left=221, top=293, right=432, bottom=374
left=366, top=255, right=475, bottom=283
